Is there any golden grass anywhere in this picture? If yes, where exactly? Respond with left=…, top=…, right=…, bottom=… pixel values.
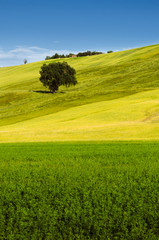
left=1, top=89, right=159, bottom=142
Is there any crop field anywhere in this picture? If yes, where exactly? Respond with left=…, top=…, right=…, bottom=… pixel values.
left=0, top=142, right=159, bottom=239
left=1, top=44, right=159, bottom=142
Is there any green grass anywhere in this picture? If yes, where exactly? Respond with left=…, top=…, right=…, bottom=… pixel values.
left=0, top=142, right=159, bottom=239
left=1, top=45, right=159, bottom=239
left=0, top=44, right=159, bottom=141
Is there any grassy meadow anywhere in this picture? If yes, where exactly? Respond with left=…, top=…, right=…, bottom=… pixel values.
left=1, top=44, right=159, bottom=239
left=1, top=44, right=159, bottom=141
left=0, top=142, right=159, bottom=239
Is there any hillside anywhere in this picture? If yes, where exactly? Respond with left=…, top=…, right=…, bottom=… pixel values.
left=0, top=44, right=159, bottom=142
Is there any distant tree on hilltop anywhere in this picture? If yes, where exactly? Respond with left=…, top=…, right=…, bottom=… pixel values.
left=24, top=58, right=27, bottom=64
left=45, top=51, right=103, bottom=60
left=45, top=56, right=51, bottom=60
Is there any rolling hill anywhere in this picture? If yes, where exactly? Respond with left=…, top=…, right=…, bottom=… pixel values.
left=0, top=44, right=159, bottom=142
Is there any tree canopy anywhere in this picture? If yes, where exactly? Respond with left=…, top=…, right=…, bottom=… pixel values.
left=39, top=62, right=77, bottom=93
left=45, top=51, right=103, bottom=60
left=24, top=58, right=27, bottom=64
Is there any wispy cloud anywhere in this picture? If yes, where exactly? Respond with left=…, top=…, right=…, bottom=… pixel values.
left=54, top=41, right=60, bottom=44
left=0, top=46, right=72, bottom=67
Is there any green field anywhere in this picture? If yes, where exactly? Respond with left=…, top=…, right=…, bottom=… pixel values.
left=1, top=44, right=159, bottom=142
left=1, top=44, right=159, bottom=239
left=0, top=142, right=159, bottom=239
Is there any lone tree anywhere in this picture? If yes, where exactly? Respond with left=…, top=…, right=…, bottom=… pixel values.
left=39, top=62, right=77, bottom=93
left=24, top=58, right=27, bottom=64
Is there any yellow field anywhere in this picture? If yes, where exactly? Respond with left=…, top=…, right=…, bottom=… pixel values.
left=1, top=44, right=159, bottom=142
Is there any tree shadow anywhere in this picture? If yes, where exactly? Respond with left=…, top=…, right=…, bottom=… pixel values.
left=32, top=90, right=66, bottom=94
left=32, top=90, right=52, bottom=94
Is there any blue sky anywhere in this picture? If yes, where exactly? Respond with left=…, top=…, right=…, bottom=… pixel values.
left=0, top=0, right=159, bottom=66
